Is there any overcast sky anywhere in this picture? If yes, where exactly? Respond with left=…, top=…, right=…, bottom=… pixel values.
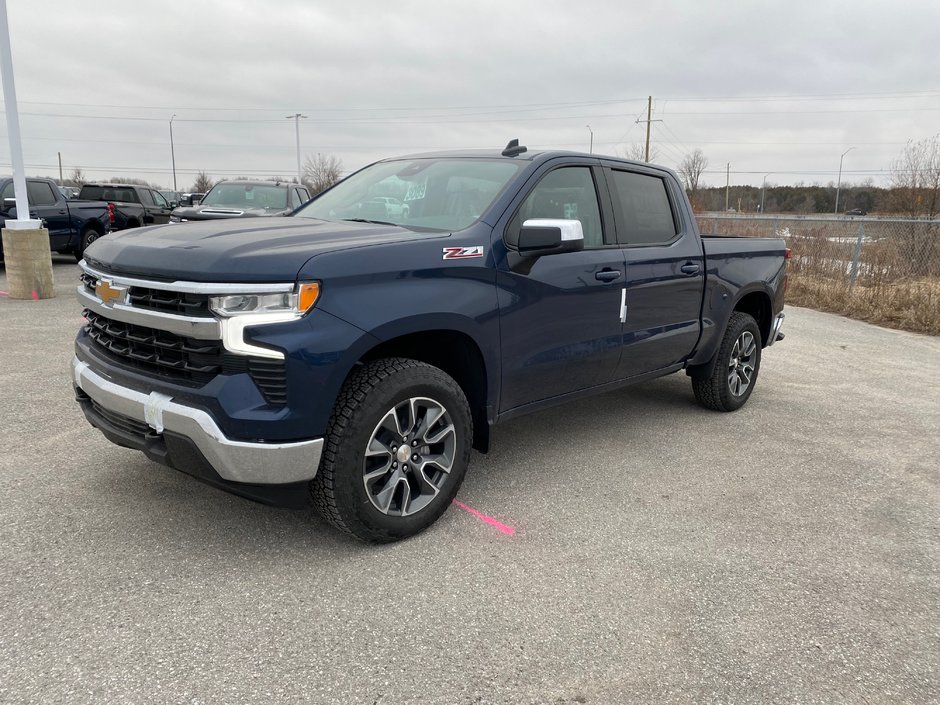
left=2, top=0, right=938, bottom=190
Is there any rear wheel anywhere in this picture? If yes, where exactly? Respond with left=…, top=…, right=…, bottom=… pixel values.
left=692, top=311, right=762, bottom=412
left=74, top=226, right=103, bottom=262
left=311, top=358, right=472, bottom=542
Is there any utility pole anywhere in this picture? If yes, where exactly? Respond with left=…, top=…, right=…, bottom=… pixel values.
left=634, top=96, right=662, bottom=163
left=286, top=113, right=308, bottom=183
left=725, top=163, right=730, bottom=211
left=834, top=146, right=855, bottom=215
left=58, top=152, right=63, bottom=185
left=169, top=114, right=177, bottom=191
left=760, top=172, right=772, bottom=214
left=586, top=124, right=593, bottom=154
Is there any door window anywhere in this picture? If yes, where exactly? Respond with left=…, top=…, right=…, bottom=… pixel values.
left=139, top=189, right=155, bottom=206
left=290, top=188, right=302, bottom=209
left=26, top=180, right=58, bottom=206
left=507, top=166, right=604, bottom=248
left=608, top=170, right=678, bottom=246
left=152, top=190, right=169, bottom=208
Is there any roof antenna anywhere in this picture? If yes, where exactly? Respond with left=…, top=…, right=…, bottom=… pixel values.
left=501, top=138, right=527, bottom=157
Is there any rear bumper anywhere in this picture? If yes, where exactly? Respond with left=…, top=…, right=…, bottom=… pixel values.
left=72, top=356, right=323, bottom=486
left=767, top=312, right=786, bottom=346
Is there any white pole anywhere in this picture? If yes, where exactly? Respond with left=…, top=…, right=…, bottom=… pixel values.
left=0, top=0, right=40, bottom=229
left=834, top=146, right=854, bottom=215
left=170, top=114, right=177, bottom=191
left=286, top=113, right=307, bottom=184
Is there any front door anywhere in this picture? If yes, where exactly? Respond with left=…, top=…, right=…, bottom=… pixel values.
left=497, top=165, right=626, bottom=411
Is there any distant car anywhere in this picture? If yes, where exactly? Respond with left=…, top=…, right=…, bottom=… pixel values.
left=845, top=208, right=867, bottom=216
left=58, top=185, right=79, bottom=199
left=361, top=196, right=410, bottom=219
left=78, top=183, right=174, bottom=229
left=159, top=190, right=182, bottom=207
left=177, top=193, right=205, bottom=207
left=170, top=181, right=310, bottom=222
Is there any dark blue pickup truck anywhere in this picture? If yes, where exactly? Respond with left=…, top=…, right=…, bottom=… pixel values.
left=0, top=177, right=111, bottom=261
left=73, top=143, right=787, bottom=542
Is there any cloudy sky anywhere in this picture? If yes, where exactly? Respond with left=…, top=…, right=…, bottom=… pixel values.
left=2, top=0, right=938, bottom=190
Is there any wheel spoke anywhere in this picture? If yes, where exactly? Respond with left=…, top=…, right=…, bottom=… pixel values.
left=739, top=364, right=753, bottom=386
left=412, top=466, right=441, bottom=500
left=365, top=436, right=392, bottom=458
left=373, top=471, right=402, bottom=513
left=414, top=404, right=445, bottom=442
left=419, top=453, right=453, bottom=475
left=728, top=372, right=740, bottom=395
left=398, top=477, right=413, bottom=515
left=424, top=422, right=455, bottom=446
left=377, top=409, right=404, bottom=438
left=742, top=333, right=757, bottom=358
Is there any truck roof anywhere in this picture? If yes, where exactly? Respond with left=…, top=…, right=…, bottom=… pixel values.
left=387, top=148, right=668, bottom=173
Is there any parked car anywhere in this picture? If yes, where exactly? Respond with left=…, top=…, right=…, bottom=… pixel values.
left=360, top=196, right=410, bottom=219
left=78, top=183, right=174, bottom=229
left=58, top=185, right=80, bottom=199
left=159, top=190, right=183, bottom=206
left=74, top=143, right=787, bottom=542
left=169, top=181, right=310, bottom=222
left=177, top=192, right=205, bottom=207
left=0, top=176, right=111, bottom=261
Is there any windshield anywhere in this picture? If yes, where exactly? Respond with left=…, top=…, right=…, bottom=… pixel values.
left=293, top=158, right=521, bottom=232
left=201, top=183, right=287, bottom=210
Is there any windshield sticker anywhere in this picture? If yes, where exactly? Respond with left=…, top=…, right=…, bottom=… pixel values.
left=404, top=178, right=427, bottom=202
left=443, top=246, right=484, bottom=260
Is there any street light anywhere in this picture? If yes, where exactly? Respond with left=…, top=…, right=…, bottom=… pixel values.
left=760, top=172, right=772, bottom=214
left=169, top=114, right=177, bottom=191
left=834, top=147, right=855, bottom=215
left=586, top=124, right=593, bottom=154
left=286, top=113, right=308, bottom=183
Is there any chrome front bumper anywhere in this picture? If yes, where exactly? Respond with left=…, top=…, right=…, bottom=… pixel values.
left=72, top=357, right=323, bottom=485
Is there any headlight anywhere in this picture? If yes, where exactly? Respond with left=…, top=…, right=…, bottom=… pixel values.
left=209, top=282, right=320, bottom=317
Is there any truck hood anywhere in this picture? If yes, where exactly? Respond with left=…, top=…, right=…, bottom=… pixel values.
left=83, top=217, right=441, bottom=282
left=171, top=205, right=291, bottom=220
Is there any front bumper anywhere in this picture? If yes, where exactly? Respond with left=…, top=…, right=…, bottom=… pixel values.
left=72, top=356, right=323, bottom=486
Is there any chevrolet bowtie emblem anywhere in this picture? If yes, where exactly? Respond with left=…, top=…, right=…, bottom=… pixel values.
left=95, top=279, right=127, bottom=306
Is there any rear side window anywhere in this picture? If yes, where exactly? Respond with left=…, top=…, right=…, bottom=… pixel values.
left=139, top=189, right=155, bottom=206
left=608, top=170, right=678, bottom=246
left=290, top=188, right=303, bottom=209
left=26, top=180, right=58, bottom=206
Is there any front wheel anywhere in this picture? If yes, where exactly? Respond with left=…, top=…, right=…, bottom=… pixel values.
left=311, top=358, right=472, bottom=542
left=692, top=311, right=762, bottom=412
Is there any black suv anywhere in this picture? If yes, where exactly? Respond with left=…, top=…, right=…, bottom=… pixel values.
left=170, top=181, right=310, bottom=222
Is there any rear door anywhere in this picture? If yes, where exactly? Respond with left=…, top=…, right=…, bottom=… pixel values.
left=604, top=166, right=704, bottom=379
left=149, top=190, right=173, bottom=223
left=496, top=162, right=626, bottom=410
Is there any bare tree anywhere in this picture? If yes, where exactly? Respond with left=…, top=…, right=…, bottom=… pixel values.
left=621, top=143, right=660, bottom=163
left=69, top=167, right=87, bottom=186
left=889, top=135, right=940, bottom=275
left=303, top=153, right=344, bottom=195
left=191, top=171, right=215, bottom=193
left=678, top=149, right=709, bottom=206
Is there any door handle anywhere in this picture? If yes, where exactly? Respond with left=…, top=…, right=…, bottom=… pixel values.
left=595, top=269, right=622, bottom=282
left=680, top=262, right=701, bottom=275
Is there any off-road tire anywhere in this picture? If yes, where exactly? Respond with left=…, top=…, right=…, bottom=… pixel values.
left=692, top=311, right=762, bottom=412
left=310, top=357, right=472, bottom=543
left=74, top=226, right=103, bottom=262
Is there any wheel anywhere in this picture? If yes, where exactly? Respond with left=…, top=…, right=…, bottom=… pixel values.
left=692, top=311, right=762, bottom=412
left=311, top=358, right=472, bottom=542
left=401, top=205, right=410, bottom=219
left=74, top=226, right=103, bottom=262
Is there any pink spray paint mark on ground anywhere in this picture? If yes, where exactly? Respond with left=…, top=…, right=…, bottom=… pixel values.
left=0, top=290, right=8, bottom=297
left=451, top=499, right=516, bottom=536
left=31, top=290, right=39, bottom=300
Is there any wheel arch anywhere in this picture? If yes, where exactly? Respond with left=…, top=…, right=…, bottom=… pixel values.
left=348, top=326, right=493, bottom=453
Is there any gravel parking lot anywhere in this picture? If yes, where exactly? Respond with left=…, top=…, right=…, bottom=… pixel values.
left=2, top=257, right=938, bottom=704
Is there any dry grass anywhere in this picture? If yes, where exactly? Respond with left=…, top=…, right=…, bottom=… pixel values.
left=787, top=274, right=940, bottom=336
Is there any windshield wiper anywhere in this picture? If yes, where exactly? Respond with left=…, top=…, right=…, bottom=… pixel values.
left=342, top=218, right=400, bottom=227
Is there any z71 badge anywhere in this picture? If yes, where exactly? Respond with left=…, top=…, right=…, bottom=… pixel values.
left=442, top=246, right=484, bottom=260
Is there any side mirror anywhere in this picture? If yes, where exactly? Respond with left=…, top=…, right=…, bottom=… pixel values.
left=2, top=197, right=15, bottom=212
left=518, top=219, right=584, bottom=256
left=169, top=201, right=178, bottom=209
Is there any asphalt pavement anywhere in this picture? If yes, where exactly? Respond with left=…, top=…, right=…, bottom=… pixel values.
left=1, top=257, right=938, bottom=704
